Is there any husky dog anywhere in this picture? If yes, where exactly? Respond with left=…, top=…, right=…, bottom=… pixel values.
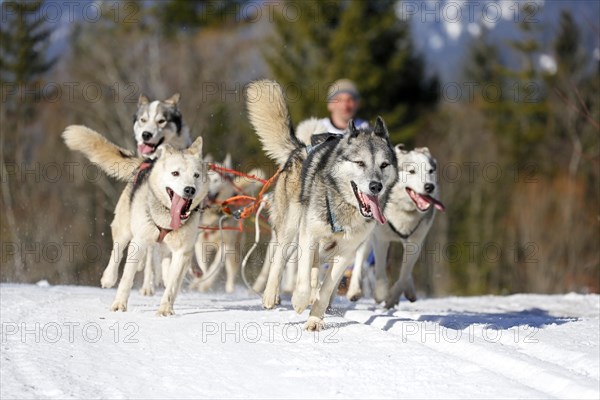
left=63, top=125, right=208, bottom=315
left=190, top=154, right=265, bottom=293
left=251, top=118, right=328, bottom=295
left=246, top=80, right=398, bottom=331
left=134, top=93, right=191, bottom=156
left=346, top=145, right=445, bottom=308
left=98, top=94, right=192, bottom=295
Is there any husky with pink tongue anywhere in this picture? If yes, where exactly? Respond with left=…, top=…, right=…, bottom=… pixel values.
left=246, top=80, right=398, bottom=331
left=63, top=125, right=208, bottom=315
left=347, top=144, right=446, bottom=308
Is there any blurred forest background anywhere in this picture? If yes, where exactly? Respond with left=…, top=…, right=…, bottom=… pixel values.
left=1, top=0, right=598, bottom=296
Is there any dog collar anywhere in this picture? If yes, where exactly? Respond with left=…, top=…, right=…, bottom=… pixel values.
left=387, top=215, right=426, bottom=239
left=155, top=225, right=172, bottom=243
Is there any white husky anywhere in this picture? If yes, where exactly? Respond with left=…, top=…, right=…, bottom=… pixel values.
left=347, top=145, right=445, bottom=308
left=96, top=94, right=192, bottom=296
left=63, top=125, right=208, bottom=315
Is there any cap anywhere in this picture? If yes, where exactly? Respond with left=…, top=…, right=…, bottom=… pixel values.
left=327, top=79, right=360, bottom=102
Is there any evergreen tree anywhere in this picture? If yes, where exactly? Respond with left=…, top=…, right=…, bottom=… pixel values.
left=0, top=0, right=56, bottom=118
left=553, top=10, right=585, bottom=80
left=463, top=28, right=503, bottom=99
left=265, top=0, right=438, bottom=144
left=0, top=0, right=56, bottom=276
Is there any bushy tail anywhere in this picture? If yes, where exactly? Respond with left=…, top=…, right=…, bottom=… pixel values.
left=246, top=80, right=302, bottom=167
left=62, top=125, right=142, bottom=182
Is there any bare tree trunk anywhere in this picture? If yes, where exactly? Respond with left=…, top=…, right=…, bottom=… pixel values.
left=0, top=135, right=23, bottom=281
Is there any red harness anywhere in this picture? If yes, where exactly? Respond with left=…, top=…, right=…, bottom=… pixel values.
left=200, top=164, right=281, bottom=231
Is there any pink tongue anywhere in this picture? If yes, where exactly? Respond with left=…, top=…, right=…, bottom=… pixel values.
left=365, top=194, right=386, bottom=224
left=425, top=195, right=446, bottom=212
left=414, top=193, right=431, bottom=211
left=169, top=193, right=187, bottom=230
left=138, top=144, right=154, bottom=155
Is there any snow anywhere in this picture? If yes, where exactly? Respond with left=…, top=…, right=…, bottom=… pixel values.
left=1, top=284, right=598, bottom=399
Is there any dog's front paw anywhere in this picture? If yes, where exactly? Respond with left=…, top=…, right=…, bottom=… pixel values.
left=374, top=282, right=388, bottom=304
left=262, top=287, right=280, bottom=309
left=156, top=304, right=174, bottom=316
left=100, top=271, right=117, bottom=289
left=384, top=294, right=400, bottom=309
left=110, top=300, right=127, bottom=312
left=346, top=287, right=362, bottom=302
left=400, top=279, right=417, bottom=302
left=305, top=316, right=324, bottom=331
left=139, top=285, right=154, bottom=296
left=292, top=286, right=311, bottom=314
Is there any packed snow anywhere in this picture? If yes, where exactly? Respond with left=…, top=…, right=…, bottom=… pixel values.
left=1, top=283, right=598, bottom=399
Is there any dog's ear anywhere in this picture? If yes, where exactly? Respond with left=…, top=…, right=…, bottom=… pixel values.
left=165, top=93, right=181, bottom=106
left=395, top=144, right=408, bottom=154
left=348, top=119, right=360, bottom=139
left=204, top=153, right=214, bottom=163
left=373, top=116, right=388, bottom=138
left=154, top=144, right=174, bottom=160
left=138, top=94, right=149, bottom=106
left=188, top=136, right=204, bottom=157
left=416, top=147, right=431, bottom=156
left=223, top=153, right=232, bottom=169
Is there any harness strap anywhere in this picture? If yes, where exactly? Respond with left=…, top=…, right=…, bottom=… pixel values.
left=208, top=164, right=267, bottom=185
left=326, top=191, right=344, bottom=233
left=132, top=158, right=156, bottom=194
left=306, top=132, right=344, bottom=155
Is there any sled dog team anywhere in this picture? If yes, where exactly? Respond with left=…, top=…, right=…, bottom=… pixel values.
left=63, top=80, right=444, bottom=330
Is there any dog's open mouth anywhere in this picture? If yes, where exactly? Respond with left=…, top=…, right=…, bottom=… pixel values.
left=166, top=187, right=193, bottom=230
left=406, top=188, right=446, bottom=212
left=138, top=137, right=165, bottom=155
left=351, top=181, right=386, bottom=224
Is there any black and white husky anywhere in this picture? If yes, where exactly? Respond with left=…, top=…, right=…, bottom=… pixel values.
left=134, top=93, right=191, bottom=156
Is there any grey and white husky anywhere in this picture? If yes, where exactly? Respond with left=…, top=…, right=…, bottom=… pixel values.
left=246, top=80, right=398, bottom=330
left=347, top=144, right=445, bottom=308
left=63, top=125, right=209, bottom=315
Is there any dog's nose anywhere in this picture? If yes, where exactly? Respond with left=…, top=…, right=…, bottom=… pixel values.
left=424, top=183, right=435, bottom=193
left=183, top=186, right=196, bottom=197
left=142, top=131, right=153, bottom=141
left=369, top=181, right=383, bottom=195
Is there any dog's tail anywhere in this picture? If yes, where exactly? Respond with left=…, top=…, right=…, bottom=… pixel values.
left=62, top=125, right=142, bottom=182
left=246, top=80, right=303, bottom=167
